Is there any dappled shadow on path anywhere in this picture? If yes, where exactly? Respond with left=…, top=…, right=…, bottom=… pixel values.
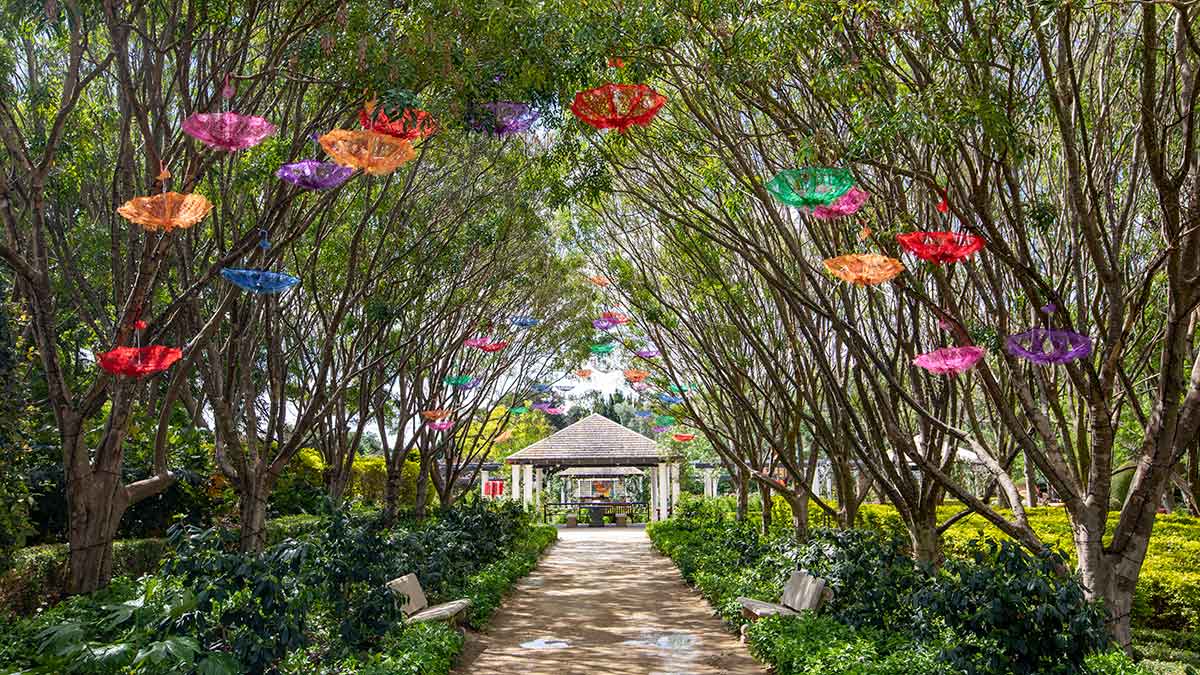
left=455, top=526, right=765, bottom=675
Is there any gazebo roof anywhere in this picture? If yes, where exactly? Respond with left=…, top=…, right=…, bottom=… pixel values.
left=558, top=466, right=645, bottom=479
left=505, top=413, right=677, bottom=467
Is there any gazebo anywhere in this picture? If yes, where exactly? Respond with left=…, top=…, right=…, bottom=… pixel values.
left=503, top=413, right=683, bottom=521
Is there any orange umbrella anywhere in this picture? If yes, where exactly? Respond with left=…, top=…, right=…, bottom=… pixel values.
left=823, top=253, right=904, bottom=286
left=319, top=130, right=416, bottom=175
left=589, top=275, right=610, bottom=287
left=117, top=192, right=213, bottom=232
left=420, top=409, right=452, bottom=421
left=623, top=368, right=649, bottom=383
left=575, top=369, right=593, bottom=379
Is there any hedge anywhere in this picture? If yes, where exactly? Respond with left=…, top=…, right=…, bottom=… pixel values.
left=0, top=514, right=325, bottom=617
left=855, top=504, right=1200, bottom=632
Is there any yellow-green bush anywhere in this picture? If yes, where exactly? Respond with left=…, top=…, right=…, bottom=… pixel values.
left=855, top=504, right=1200, bottom=632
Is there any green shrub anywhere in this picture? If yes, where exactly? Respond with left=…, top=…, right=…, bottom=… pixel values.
left=747, top=614, right=953, bottom=675
left=464, top=525, right=556, bottom=627
left=0, top=538, right=167, bottom=617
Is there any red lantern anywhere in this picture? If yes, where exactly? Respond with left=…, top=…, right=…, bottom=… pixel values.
left=98, top=345, right=182, bottom=377
left=896, top=231, right=985, bottom=264
left=570, top=83, right=667, bottom=133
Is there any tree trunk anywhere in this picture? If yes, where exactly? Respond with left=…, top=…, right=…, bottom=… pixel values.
left=735, top=467, right=749, bottom=522
left=1025, top=450, right=1039, bottom=507
left=1189, top=441, right=1199, bottom=516
left=786, top=492, right=809, bottom=541
left=909, top=509, right=943, bottom=565
left=758, top=482, right=772, bottom=534
left=384, top=463, right=402, bottom=522
left=1072, top=511, right=1146, bottom=652
left=414, top=457, right=432, bottom=520
left=238, top=474, right=272, bottom=553
left=65, top=470, right=127, bottom=594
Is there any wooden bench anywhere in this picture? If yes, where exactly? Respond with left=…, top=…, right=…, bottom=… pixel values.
left=386, top=573, right=471, bottom=625
left=737, top=569, right=831, bottom=624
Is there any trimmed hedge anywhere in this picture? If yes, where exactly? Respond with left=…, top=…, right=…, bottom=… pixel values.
left=856, top=504, right=1200, bottom=632
left=0, top=514, right=325, bottom=617
left=463, top=525, right=557, bottom=628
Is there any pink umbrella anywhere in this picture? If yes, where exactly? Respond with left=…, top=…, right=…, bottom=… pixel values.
left=913, top=346, right=986, bottom=375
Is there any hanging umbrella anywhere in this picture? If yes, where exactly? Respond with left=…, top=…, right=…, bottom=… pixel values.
left=589, top=275, right=611, bottom=287
left=634, top=410, right=653, bottom=419
left=545, top=407, right=564, bottom=415
left=913, top=346, right=986, bottom=375
left=221, top=268, right=300, bottom=294
left=765, top=168, right=855, bottom=207
left=811, top=187, right=870, bottom=220
left=635, top=348, right=659, bottom=359
left=593, top=317, right=617, bottom=331
left=600, top=311, right=630, bottom=325
left=575, top=369, right=593, bottom=379
left=531, top=384, right=552, bottom=393
left=421, top=409, right=453, bottom=421
left=896, top=231, right=985, bottom=264
left=427, top=420, right=454, bottom=432
left=824, top=253, right=904, bottom=286
left=667, top=384, right=692, bottom=393
left=479, top=340, right=508, bottom=353
left=276, top=159, right=353, bottom=191
left=465, top=336, right=491, bottom=348
left=531, top=401, right=553, bottom=411
left=655, top=415, right=676, bottom=426
left=456, top=377, right=482, bottom=390
left=672, top=433, right=695, bottom=442
left=623, top=368, right=649, bottom=383
left=444, top=375, right=473, bottom=386
left=511, top=316, right=540, bottom=328
left=509, top=405, right=529, bottom=415
left=631, top=382, right=651, bottom=392
left=183, top=111, right=276, bottom=151
left=467, top=102, right=539, bottom=136
left=570, top=83, right=667, bottom=132
left=360, top=102, right=438, bottom=141
left=319, top=130, right=416, bottom=175
left=1006, top=328, right=1092, bottom=365
left=590, top=343, right=616, bottom=355
left=118, top=192, right=213, bottom=233
left=651, top=425, right=670, bottom=433
left=554, top=384, right=575, bottom=393
left=98, top=345, right=183, bottom=378
left=659, top=393, right=684, bottom=405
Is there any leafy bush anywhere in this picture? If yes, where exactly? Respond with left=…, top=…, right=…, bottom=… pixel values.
left=464, top=525, right=556, bottom=627
left=857, top=504, right=1200, bottom=633
left=747, top=614, right=953, bottom=675
left=651, top=501, right=1123, bottom=674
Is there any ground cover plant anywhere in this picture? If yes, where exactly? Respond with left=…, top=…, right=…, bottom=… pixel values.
left=648, top=497, right=1178, bottom=675
left=0, top=501, right=554, bottom=675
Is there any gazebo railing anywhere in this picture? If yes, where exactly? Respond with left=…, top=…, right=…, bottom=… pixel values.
left=543, top=500, right=649, bottom=524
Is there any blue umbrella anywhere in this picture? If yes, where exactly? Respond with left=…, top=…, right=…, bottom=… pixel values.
left=634, top=410, right=653, bottom=419
left=221, top=268, right=300, bottom=294
left=532, top=383, right=552, bottom=393
left=511, top=316, right=540, bottom=328
left=659, top=393, right=684, bottom=405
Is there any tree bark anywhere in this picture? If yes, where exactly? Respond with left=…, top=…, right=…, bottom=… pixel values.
left=758, top=482, right=772, bottom=534
left=734, top=466, right=749, bottom=522
left=65, top=467, right=127, bottom=594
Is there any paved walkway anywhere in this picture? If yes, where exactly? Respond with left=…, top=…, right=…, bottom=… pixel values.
left=455, top=525, right=766, bottom=675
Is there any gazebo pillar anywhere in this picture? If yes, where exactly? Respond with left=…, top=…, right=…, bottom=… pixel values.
left=480, top=469, right=490, bottom=500
left=670, top=463, right=680, bottom=516
left=523, top=464, right=534, bottom=506
left=534, top=468, right=544, bottom=509
left=657, top=462, right=670, bottom=520
left=649, top=467, right=659, bottom=521
left=511, top=463, right=521, bottom=503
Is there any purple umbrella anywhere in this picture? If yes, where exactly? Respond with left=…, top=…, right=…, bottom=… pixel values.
left=651, top=425, right=670, bottom=433
left=1006, top=328, right=1092, bottom=365
left=468, top=102, right=538, bottom=136
left=277, top=159, right=353, bottom=190
left=593, top=317, right=617, bottom=331
left=635, top=348, right=659, bottom=359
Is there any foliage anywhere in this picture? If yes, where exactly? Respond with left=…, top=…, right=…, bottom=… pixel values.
left=650, top=502, right=1124, bottom=674
left=0, top=501, right=546, bottom=673
left=857, top=504, right=1200, bottom=633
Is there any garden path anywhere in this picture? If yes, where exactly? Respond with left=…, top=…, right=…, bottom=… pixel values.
left=454, top=525, right=767, bottom=675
